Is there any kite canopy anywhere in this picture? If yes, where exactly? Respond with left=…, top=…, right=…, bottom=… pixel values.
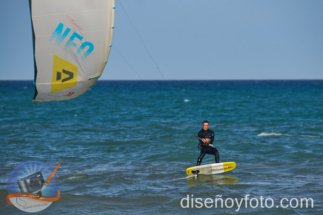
left=29, top=0, right=115, bottom=101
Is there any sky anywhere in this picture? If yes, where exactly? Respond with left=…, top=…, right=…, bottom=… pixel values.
left=0, top=0, right=322, bottom=80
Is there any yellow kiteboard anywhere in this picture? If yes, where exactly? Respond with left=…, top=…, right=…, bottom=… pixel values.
left=186, top=162, right=236, bottom=176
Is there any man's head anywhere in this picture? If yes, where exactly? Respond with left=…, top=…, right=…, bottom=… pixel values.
left=202, top=120, right=209, bottom=130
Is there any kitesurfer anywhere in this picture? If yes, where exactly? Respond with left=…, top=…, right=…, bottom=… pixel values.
left=196, top=120, right=220, bottom=165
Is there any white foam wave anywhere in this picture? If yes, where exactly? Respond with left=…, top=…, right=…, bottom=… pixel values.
left=257, top=132, right=284, bottom=137
left=257, top=132, right=321, bottom=139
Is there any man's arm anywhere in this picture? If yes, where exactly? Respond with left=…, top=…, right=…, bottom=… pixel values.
left=197, top=130, right=203, bottom=138
left=197, top=130, right=205, bottom=144
left=209, top=131, right=215, bottom=143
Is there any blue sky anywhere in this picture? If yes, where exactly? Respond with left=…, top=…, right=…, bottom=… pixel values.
left=0, top=0, right=322, bottom=80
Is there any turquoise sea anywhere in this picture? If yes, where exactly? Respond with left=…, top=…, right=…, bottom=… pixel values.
left=0, top=80, right=322, bottom=214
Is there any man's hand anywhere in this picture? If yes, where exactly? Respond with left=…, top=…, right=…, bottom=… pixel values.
left=202, top=138, right=211, bottom=143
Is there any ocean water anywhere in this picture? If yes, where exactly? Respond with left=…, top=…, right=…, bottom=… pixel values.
left=0, top=80, right=322, bottom=214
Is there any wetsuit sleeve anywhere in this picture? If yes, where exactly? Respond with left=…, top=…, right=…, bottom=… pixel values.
left=197, top=130, right=203, bottom=144
left=209, top=131, right=215, bottom=144
left=197, top=130, right=203, bottom=138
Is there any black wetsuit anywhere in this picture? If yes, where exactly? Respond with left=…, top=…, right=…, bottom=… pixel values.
left=196, top=129, right=220, bottom=166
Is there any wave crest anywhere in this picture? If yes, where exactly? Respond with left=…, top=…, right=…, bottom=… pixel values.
left=257, top=132, right=284, bottom=137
